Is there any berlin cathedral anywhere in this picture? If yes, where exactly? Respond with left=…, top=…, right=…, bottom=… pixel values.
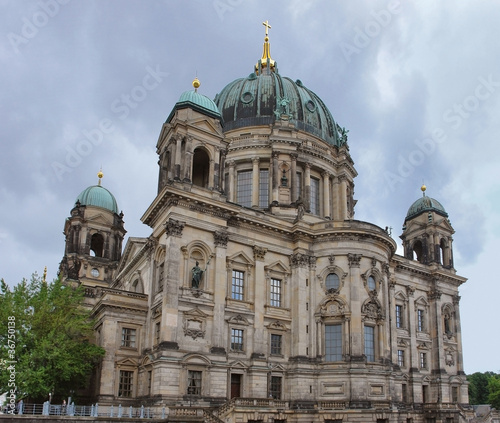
left=59, top=22, right=472, bottom=423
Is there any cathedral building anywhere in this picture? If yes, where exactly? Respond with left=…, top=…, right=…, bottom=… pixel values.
left=60, top=23, right=470, bottom=422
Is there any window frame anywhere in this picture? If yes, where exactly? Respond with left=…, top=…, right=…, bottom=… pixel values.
left=231, top=269, right=245, bottom=301
left=118, top=370, right=134, bottom=398
left=121, top=327, right=137, bottom=349
left=269, top=375, right=282, bottom=399
left=270, top=333, right=283, bottom=356
left=324, top=323, right=343, bottom=362
left=259, top=169, right=269, bottom=208
left=310, top=176, right=320, bottom=215
left=237, top=169, right=253, bottom=208
left=187, top=370, right=202, bottom=396
left=230, top=328, right=244, bottom=352
left=397, top=349, right=405, bottom=367
left=364, top=325, right=376, bottom=362
left=270, top=277, right=282, bottom=308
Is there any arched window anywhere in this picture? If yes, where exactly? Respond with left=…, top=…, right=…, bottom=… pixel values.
left=412, top=240, right=423, bottom=263
left=192, top=148, right=210, bottom=188
left=90, top=233, right=104, bottom=257
left=325, top=273, right=340, bottom=291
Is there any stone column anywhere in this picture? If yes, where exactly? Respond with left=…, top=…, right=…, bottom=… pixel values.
left=339, top=175, right=348, bottom=220
left=174, top=135, right=182, bottom=180
left=453, top=294, right=465, bottom=374
left=212, top=230, right=228, bottom=350
left=252, top=157, right=260, bottom=208
left=322, top=171, right=330, bottom=219
left=162, top=219, right=185, bottom=348
left=290, top=153, right=298, bottom=203
left=213, top=147, right=220, bottom=190
left=227, top=160, right=235, bottom=202
left=272, top=151, right=280, bottom=204
left=253, top=246, right=267, bottom=354
left=429, top=285, right=445, bottom=403
left=219, top=149, right=226, bottom=193
left=347, top=253, right=362, bottom=359
left=304, top=163, right=311, bottom=212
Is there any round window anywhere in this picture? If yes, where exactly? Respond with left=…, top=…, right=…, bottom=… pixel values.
left=305, top=100, right=316, bottom=112
left=241, top=91, right=254, bottom=104
left=91, top=268, right=100, bottom=278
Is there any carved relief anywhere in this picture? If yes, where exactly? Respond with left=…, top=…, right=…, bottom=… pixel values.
left=183, top=308, right=207, bottom=340
left=289, top=252, right=316, bottom=268
left=214, top=230, right=229, bottom=248
left=253, top=245, right=268, bottom=261
left=347, top=253, right=361, bottom=268
left=164, top=219, right=185, bottom=237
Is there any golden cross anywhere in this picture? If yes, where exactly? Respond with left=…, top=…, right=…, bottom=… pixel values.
left=262, top=20, right=271, bottom=37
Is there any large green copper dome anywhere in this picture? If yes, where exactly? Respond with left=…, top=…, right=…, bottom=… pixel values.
left=215, top=72, right=343, bottom=146
left=76, top=185, right=119, bottom=214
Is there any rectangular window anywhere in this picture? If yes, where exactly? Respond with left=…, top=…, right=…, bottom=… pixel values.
left=231, top=270, right=244, bottom=300
left=237, top=170, right=252, bottom=207
left=118, top=370, right=133, bottom=397
left=187, top=370, right=202, bottom=395
left=310, top=177, right=320, bottom=215
left=259, top=169, right=269, bottom=208
left=155, top=322, right=161, bottom=345
left=364, top=325, right=375, bottom=362
left=420, top=352, right=427, bottom=369
left=147, top=370, right=152, bottom=395
left=270, top=376, right=282, bottom=399
left=396, top=304, right=403, bottom=328
left=325, top=324, right=342, bottom=361
left=121, top=328, right=136, bottom=348
left=452, top=386, right=458, bottom=403
left=270, top=278, right=282, bottom=307
left=417, top=309, right=425, bottom=332
left=402, top=383, right=408, bottom=403
left=270, top=334, right=282, bottom=355
left=398, top=349, right=405, bottom=367
left=231, top=328, right=244, bottom=351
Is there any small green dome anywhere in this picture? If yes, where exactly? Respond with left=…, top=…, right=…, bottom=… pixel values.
left=166, top=90, right=222, bottom=123
left=405, top=195, right=447, bottom=221
left=76, top=185, right=119, bottom=214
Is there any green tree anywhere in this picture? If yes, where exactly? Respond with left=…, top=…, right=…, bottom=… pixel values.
left=488, top=375, right=500, bottom=409
left=0, top=274, right=105, bottom=402
left=468, top=372, right=494, bottom=404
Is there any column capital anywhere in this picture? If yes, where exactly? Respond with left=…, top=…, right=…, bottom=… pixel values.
left=252, top=156, right=260, bottom=164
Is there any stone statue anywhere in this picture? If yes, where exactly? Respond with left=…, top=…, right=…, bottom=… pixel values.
left=191, top=261, right=203, bottom=289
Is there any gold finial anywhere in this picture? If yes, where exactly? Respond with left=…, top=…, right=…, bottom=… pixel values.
left=421, top=184, right=427, bottom=196
left=192, top=77, right=200, bottom=92
left=255, top=20, right=276, bottom=75
left=98, top=169, right=103, bottom=186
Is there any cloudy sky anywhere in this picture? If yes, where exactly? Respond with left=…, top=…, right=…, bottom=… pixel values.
left=1, top=1, right=499, bottom=374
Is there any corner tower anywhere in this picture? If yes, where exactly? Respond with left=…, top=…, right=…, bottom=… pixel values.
left=401, top=185, right=455, bottom=269
left=60, top=171, right=126, bottom=288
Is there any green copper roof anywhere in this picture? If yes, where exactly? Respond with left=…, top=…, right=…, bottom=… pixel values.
left=76, top=185, right=119, bottom=214
left=214, top=72, right=346, bottom=146
left=405, top=195, right=448, bottom=221
left=166, top=90, right=222, bottom=123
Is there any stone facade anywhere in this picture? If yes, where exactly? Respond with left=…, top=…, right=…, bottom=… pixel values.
left=60, top=32, right=472, bottom=423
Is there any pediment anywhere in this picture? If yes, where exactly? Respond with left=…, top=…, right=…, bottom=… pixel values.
left=227, top=314, right=250, bottom=326
left=85, top=213, right=113, bottom=226
left=227, top=251, right=254, bottom=267
left=184, top=307, right=209, bottom=319
left=266, top=320, right=288, bottom=332
left=181, top=353, right=211, bottom=366
left=229, top=360, right=248, bottom=370
left=116, top=357, right=138, bottom=367
left=264, top=260, right=290, bottom=275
